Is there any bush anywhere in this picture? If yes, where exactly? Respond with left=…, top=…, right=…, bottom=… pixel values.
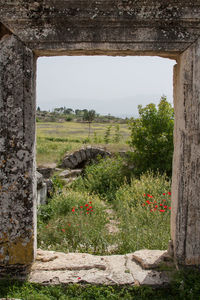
left=128, top=96, right=174, bottom=177
left=37, top=191, right=111, bottom=254
left=114, top=172, right=172, bottom=253
left=72, top=156, right=128, bottom=201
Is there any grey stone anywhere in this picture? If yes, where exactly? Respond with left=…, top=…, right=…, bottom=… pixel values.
left=37, top=167, right=54, bottom=179
left=132, top=249, right=169, bottom=269
left=59, top=169, right=82, bottom=178
left=126, top=254, right=170, bottom=286
left=0, top=0, right=200, bottom=270
left=28, top=250, right=171, bottom=286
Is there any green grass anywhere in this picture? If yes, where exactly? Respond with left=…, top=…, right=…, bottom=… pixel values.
left=38, top=158, right=172, bottom=255
left=36, top=122, right=130, bottom=166
left=2, top=268, right=200, bottom=300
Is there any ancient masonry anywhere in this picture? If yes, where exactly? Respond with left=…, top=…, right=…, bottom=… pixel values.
left=0, top=1, right=200, bottom=276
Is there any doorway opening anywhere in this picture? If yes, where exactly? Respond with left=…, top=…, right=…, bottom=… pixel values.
left=36, top=55, right=175, bottom=256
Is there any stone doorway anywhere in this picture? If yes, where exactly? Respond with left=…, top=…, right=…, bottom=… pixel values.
left=0, top=1, right=200, bottom=275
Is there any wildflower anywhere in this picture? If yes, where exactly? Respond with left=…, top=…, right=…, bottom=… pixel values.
left=80, top=206, right=83, bottom=208
left=89, top=206, right=92, bottom=209
left=163, top=199, right=166, bottom=202
left=155, top=205, right=158, bottom=208
left=160, top=204, right=163, bottom=206
left=72, top=208, right=75, bottom=212
left=164, top=205, right=168, bottom=209
left=86, top=208, right=90, bottom=211
left=146, top=200, right=150, bottom=204
left=89, top=201, right=92, bottom=204
left=61, top=229, right=65, bottom=232
left=163, top=193, right=166, bottom=195
left=85, top=204, right=89, bottom=207
left=142, top=203, right=145, bottom=206
left=78, top=277, right=81, bottom=280
left=168, top=207, right=171, bottom=210
left=159, top=209, right=165, bottom=212
left=86, top=212, right=89, bottom=214
left=168, top=192, right=171, bottom=196
left=144, top=194, right=146, bottom=196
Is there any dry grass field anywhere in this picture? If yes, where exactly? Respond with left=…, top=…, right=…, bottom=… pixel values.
left=36, top=121, right=130, bottom=166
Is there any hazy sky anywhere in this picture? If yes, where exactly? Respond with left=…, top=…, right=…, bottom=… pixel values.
left=36, top=56, right=176, bottom=117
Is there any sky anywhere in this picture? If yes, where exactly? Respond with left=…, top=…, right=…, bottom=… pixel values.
left=36, top=56, right=176, bottom=118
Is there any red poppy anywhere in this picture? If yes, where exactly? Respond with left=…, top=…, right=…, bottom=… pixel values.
left=85, top=204, right=89, bottom=207
left=89, top=206, right=92, bottom=209
left=146, top=200, right=150, bottom=204
left=142, top=203, right=146, bottom=206
left=155, top=205, right=158, bottom=208
left=164, top=205, right=168, bottom=209
left=89, top=201, right=92, bottom=204
left=61, top=229, right=65, bottom=232
left=86, top=212, right=89, bottom=214
left=163, top=199, right=166, bottom=202
left=144, top=194, right=146, bottom=196
left=78, top=277, right=81, bottom=280
left=159, top=209, right=165, bottom=212
left=80, top=206, right=83, bottom=208
left=168, top=192, right=171, bottom=196
left=168, top=207, right=171, bottom=210
left=72, top=208, right=75, bottom=212
left=160, top=204, right=163, bottom=206
left=154, top=208, right=157, bottom=211
left=163, top=193, right=166, bottom=195
left=86, top=208, right=90, bottom=211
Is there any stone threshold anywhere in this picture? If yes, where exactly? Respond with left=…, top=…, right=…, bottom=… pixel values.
left=28, top=249, right=174, bottom=286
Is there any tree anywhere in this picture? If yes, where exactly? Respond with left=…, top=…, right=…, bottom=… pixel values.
left=83, top=109, right=96, bottom=137
left=128, top=96, right=174, bottom=176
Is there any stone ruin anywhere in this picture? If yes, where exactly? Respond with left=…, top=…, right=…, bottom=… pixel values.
left=0, top=0, right=200, bottom=277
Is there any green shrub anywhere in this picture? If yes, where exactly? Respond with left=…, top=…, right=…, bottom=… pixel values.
left=113, top=172, right=172, bottom=253
left=72, top=156, right=128, bottom=201
left=128, top=96, right=174, bottom=177
left=37, top=191, right=111, bottom=254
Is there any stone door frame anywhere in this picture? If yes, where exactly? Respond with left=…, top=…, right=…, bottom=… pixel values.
left=0, top=1, right=200, bottom=271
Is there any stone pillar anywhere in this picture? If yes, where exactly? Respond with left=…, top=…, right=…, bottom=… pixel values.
left=171, top=38, right=200, bottom=265
left=0, top=34, right=36, bottom=272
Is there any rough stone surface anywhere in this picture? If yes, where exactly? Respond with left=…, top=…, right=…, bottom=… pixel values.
left=29, top=249, right=170, bottom=286
left=37, top=167, right=54, bottom=179
left=132, top=249, right=169, bottom=269
left=1, top=1, right=200, bottom=57
left=62, top=147, right=111, bottom=169
left=0, top=0, right=200, bottom=270
left=171, top=37, right=200, bottom=265
left=0, top=34, right=36, bottom=267
left=59, top=169, right=82, bottom=179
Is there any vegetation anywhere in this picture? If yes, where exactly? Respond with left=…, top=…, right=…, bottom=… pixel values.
left=36, top=121, right=129, bottom=165
left=83, top=109, right=96, bottom=137
left=2, top=268, right=200, bottom=299
left=36, top=107, right=127, bottom=124
left=128, top=96, right=174, bottom=176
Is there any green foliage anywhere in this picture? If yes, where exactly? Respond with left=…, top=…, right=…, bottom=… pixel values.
left=38, top=191, right=111, bottom=254
left=128, top=96, right=174, bottom=176
left=113, top=124, right=121, bottom=143
left=104, top=125, right=112, bottom=144
left=72, top=156, right=127, bottom=201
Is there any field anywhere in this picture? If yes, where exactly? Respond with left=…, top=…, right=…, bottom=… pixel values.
left=36, top=121, right=130, bottom=166
left=36, top=120, right=172, bottom=255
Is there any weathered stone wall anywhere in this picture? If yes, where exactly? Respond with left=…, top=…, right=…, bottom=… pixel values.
left=0, top=34, right=36, bottom=269
left=0, top=1, right=200, bottom=57
left=0, top=0, right=200, bottom=270
left=171, top=37, right=200, bottom=265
